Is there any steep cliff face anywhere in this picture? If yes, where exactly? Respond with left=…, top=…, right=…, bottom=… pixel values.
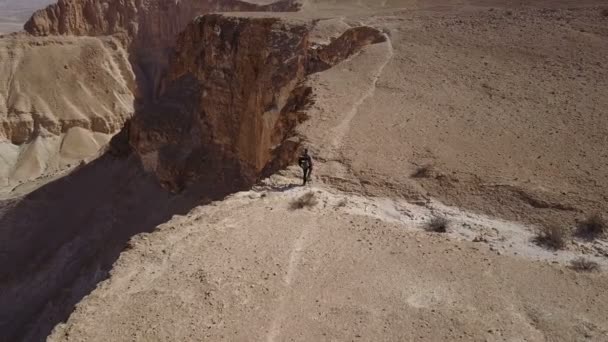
left=2, top=0, right=303, bottom=189
left=0, top=12, right=387, bottom=341
left=126, top=15, right=310, bottom=192
left=24, top=0, right=300, bottom=37
left=14, top=0, right=385, bottom=192
left=24, top=0, right=301, bottom=98
left=123, top=14, right=386, bottom=192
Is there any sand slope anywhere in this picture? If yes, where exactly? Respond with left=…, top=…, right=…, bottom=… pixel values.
left=0, top=34, right=135, bottom=192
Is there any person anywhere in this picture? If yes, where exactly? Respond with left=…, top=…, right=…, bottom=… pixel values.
left=298, top=148, right=313, bottom=185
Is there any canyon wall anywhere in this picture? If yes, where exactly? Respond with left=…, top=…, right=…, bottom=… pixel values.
left=14, top=0, right=385, bottom=192
left=0, top=36, right=134, bottom=144
left=24, top=0, right=301, bottom=99
left=24, top=0, right=300, bottom=37
left=2, top=0, right=301, bottom=189
left=125, top=14, right=312, bottom=192
left=123, top=14, right=386, bottom=192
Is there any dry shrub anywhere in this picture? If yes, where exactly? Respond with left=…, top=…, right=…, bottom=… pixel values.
left=577, top=213, right=606, bottom=239
left=534, top=225, right=568, bottom=250
left=425, top=216, right=449, bottom=233
left=289, top=192, right=318, bottom=210
left=601, top=8, right=608, bottom=17
left=335, top=198, right=348, bottom=208
left=569, top=257, right=600, bottom=272
left=411, top=165, right=433, bottom=178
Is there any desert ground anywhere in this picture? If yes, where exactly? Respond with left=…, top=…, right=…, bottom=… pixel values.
left=1, top=0, right=608, bottom=341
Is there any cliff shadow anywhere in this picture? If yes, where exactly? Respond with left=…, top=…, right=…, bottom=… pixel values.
left=0, top=150, right=231, bottom=342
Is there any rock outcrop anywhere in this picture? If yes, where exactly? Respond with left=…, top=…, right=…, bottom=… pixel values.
left=3, top=0, right=301, bottom=187
left=24, top=0, right=301, bottom=99
left=24, top=0, right=300, bottom=37
left=122, top=14, right=386, bottom=192
left=308, top=26, right=387, bottom=73
left=9, top=0, right=385, bottom=191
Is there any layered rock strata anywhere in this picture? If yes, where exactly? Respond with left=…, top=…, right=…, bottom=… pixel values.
left=122, top=14, right=386, bottom=192
left=0, top=35, right=135, bottom=187
left=24, top=0, right=301, bottom=99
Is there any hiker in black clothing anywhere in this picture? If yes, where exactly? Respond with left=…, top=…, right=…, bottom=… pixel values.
left=298, top=148, right=313, bottom=185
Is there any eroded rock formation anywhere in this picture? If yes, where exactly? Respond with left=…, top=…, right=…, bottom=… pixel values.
left=124, top=15, right=310, bottom=192
left=0, top=35, right=135, bottom=187
left=0, top=36, right=134, bottom=144
left=24, top=0, right=301, bottom=98
left=3, top=0, right=301, bottom=187
left=122, top=14, right=386, bottom=192
left=309, top=26, right=387, bottom=73
left=24, top=0, right=300, bottom=36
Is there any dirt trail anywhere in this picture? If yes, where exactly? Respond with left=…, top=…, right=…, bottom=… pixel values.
left=329, top=33, right=394, bottom=151
left=266, top=214, right=318, bottom=342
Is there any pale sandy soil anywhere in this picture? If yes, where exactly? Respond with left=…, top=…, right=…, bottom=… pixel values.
left=2, top=0, right=608, bottom=341
left=0, top=34, right=134, bottom=194
left=49, top=170, right=608, bottom=342
left=300, top=0, right=608, bottom=229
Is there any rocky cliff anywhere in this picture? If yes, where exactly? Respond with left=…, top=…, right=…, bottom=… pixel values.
left=24, top=0, right=301, bottom=99
left=2, top=0, right=301, bottom=188
left=122, top=14, right=386, bottom=192
left=12, top=0, right=385, bottom=192
left=24, top=0, right=300, bottom=37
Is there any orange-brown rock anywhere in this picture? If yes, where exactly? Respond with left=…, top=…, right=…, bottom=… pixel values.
left=124, top=14, right=386, bottom=192
left=24, top=0, right=301, bottom=98
left=126, top=14, right=310, bottom=192
left=24, top=0, right=300, bottom=37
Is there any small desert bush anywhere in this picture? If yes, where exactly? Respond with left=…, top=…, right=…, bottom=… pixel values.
left=411, top=165, right=433, bottom=178
left=289, top=192, right=318, bottom=210
left=335, top=198, right=348, bottom=208
left=601, top=8, right=608, bottom=17
left=425, top=216, right=449, bottom=233
left=577, top=213, right=606, bottom=239
left=534, top=225, right=568, bottom=250
left=569, top=257, right=600, bottom=272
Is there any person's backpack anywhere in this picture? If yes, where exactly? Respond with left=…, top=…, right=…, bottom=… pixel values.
left=299, top=156, right=310, bottom=169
